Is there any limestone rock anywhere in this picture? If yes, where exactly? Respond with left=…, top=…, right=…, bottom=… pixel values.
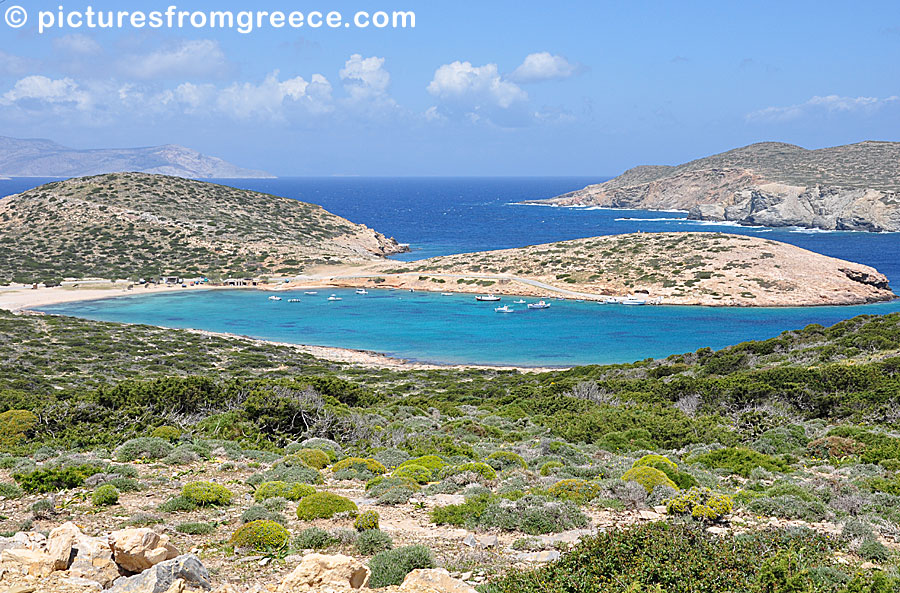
left=68, top=533, right=121, bottom=588
left=48, top=521, right=81, bottom=570
left=109, top=554, right=210, bottom=593
left=1, top=547, right=57, bottom=577
left=516, top=550, right=560, bottom=563
left=278, top=554, right=370, bottom=592
left=399, top=568, right=478, bottom=593
left=109, top=528, right=180, bottom=573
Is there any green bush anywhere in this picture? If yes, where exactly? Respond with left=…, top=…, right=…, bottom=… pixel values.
left=621, top=466, right=678, bottom=493
left=689, top=447, right=789, bottom=477
left=665, top=488, right=733, bottom=522
left=451, top=462, right=497, bottom=481
left=158, top=496, right=196, bottom=512
left=250, top=464, right=322, bottom=486
left=253, top=481, right=315, bottom=502
left=296, top=492, right=358, bottom=520
left=486, top=451, right=526, bottom=470
left=400, top=455, right=446, bottom=472
left=293, top=526, right=334, bottom=550
left=332, top=457, right=387, bottom=475
left=14, top=465, right=99, bottom=493
left=150, top=426, right=182, bottom=442
left=430, top=493, right=493, bottom=528
left=747, top=495, right=827, bottom=522
left=858, top=539, right=890, bottom=563
left=366, top=476, right=418, bottom=505
left=291, top=448, right=330, bottom=469
left=176, top=522, right=215, bottom=535
left=115, top=437, right=174, bottom=462
left=479, top=495, right=589, bottom=535
left=0, top=409, right=37, bottom=449
left=539, top=461, right=564, bottom=477
left=181, top=481, right=233, bottom=506
left=632, top=454, right=697, bottom=490
left=393, top=464, right=432, bottom=484
left=241, top=505, right=286, bottom=525
left=230, top=520, right=290, bottom=552
left=354, top=510, right=379, bottom=531
left=92, top=484, right=119, bottom=506
left=546, top=479, right=602, bottom=504
left=356, top=530, right=392, bottom=555
left=596, top=428, right=655, bottom=452
left=0, top=482, right=23, bottom=499
left=368, top=545, right=435, bottom=588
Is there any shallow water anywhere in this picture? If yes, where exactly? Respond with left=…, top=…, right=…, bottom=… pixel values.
left=39, top=289, right=900, bottom=367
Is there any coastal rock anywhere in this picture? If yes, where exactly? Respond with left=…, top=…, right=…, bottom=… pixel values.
left=109, top=528, right=179, bottom=573
left=399, top=568, right=478, bottom=593
left=278, top=553, right=370, bottom=592
left=109, top=554, right=210, bottom=593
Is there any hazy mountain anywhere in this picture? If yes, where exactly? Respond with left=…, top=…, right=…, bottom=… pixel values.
left=0, top=136, right=274, bottom=179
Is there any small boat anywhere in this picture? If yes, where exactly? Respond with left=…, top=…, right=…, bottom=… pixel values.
left=604, top=297, right=623, bottom=304
left=527, top=300, right=551, bottom=310
left=288, top=298, right=301, bottom=303
left=495, top=305, right=514, bottom=313
left=327, top=294, right=342, bottom=301
left=304, top=291, right=318, bottom=295
left=622, top=297, right=647, bottom=305
left=267, top=296, right=282, bottom=301
left=441, top=292, right=454, bottom=296
left=356, top=289, right=368, bottom=295
left=513, top=299, right=527, bottom=304
left=476, top=294, right=501, bottom=302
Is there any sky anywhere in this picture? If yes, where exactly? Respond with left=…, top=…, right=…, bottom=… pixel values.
left=0, top=0, right=898, bottom=176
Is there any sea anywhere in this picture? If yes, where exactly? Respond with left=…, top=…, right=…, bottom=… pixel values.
left=4, top=176, right=899, bottom=366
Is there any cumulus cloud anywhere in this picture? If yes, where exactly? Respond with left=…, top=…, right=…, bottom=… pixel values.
left=0, top=76, right=93, bottom=111
left=214, top=71, right=333, bottom=120
left=340, top=54, right=391, bottom=101
left=747, top=94, right=899, bottom=122
left=121, top=40, right=229, bottom=80
left=427, top=61, right=527, bottom=109
left=509, top=52, right=581, bottom=83
left=53, top=34, right=103, bottom=56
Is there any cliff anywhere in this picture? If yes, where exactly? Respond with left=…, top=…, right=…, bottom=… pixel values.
left=528, top=141, right=900, bottom=232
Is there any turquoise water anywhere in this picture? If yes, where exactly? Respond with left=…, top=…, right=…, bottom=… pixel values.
left=39, top=289, right=900, bottom=367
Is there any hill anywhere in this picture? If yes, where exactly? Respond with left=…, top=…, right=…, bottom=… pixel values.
left=0, top=136, right=273, bottom=178
left=0, top=173, right=405, bottom=283
left=528, top=141, right=900, bottom=232
left=364, top=232, right=895, bottom=306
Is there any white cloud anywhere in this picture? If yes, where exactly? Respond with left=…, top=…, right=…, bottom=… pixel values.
left=53, top=34, right=102, bottom=56
left=747, top=94, right=899, bottom=122
left=0, top=76, right=93, bottom=111
left=340, top=54, right=391, bottom=101
left=0, top=51, right=37, bottom=76
left=214, top=71, right=333, bottom=120
left=121, top=40, right=228, bottom=80
left=509, top=52, right=581, bottom=83
left=427, top=61, right=527, bottom=109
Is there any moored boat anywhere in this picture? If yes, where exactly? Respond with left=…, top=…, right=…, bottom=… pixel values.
left=327, top=294, right=342, bottom=301
left=494, top=305, right=514, bottom=313
left=267, top=295, right=282, bottom=301
left=476, top=294, right=501, bottom=302
left=356, top=288, right=368, bottom=295
left=527, top=300, right=551, bottom=309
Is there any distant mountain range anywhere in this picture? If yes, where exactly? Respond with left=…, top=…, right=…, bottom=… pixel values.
left=0, top=136, right=273, bottom=179
left=528, top=141, right=900, bottom=232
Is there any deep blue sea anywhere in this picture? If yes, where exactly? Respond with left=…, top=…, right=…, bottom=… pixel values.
left=4, top=176, right=899, bottom=366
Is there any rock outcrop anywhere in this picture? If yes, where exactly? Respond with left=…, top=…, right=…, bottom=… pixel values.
left=278, top=553, right=370, bottom=592
left=529, top=141, right=900, bottom=232
left=108, top=529, right=179, bottom=573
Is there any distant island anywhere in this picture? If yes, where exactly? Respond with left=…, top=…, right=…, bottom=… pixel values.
left=526, top=141, right=900, bottom=232
left=0, top=136, right=273, bottom=179
left=0, top=173, right=404, bottom=284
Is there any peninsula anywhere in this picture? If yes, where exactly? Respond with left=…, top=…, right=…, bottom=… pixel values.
left=527, top=141, right=900, bottom=232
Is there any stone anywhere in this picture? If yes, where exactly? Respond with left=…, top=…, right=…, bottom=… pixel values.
left=278, top=554, right=369, bottom=592
left=109, top=554, right=210, bottom=593
left=0, top=533, right=30, bottom=553
left=477, top=535, right=498, bottom=548
left=1, top=548, right=57, bottom=577
left=399, top=568, right=478, bottom=593
left=60, top=576, right=104, bottom=590
left=67, top=534, right=121, bottom=588
left=48, top=521, right=81, bottom=570
left=516, top=550, right=560, bottom=563
left=638, top=510, right=662, bottom=521
left=110, top=528, right=180, bottom=573
left=461, top=534, right=477, bottom=548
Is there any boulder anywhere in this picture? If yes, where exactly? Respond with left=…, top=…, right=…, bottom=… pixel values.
left=48, top=521, right=81, bottom=570
left=1, top=547, right=57, bottom=577
left=278, top=554, right=370, bottom=592
left=109, top=554, right=210, bottom=593
left=110, top=528, right=180, bottom=573
left=399, top=568, right=478, bottom=593
left=68, top=533, right=121, bottom=587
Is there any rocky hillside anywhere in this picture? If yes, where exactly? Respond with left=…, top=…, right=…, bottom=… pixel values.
left=393, top=232, right=894, bottom=306
left=529, top=141, right=900, bottom=232
left=0, top=173, right=406, bottom=283
left=0, top=136, right=273, bottom=178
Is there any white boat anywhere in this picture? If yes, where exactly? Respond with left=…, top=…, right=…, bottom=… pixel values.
left=476, top=294, right=501, bottom=302
left=267, top=296, right=282, bottom=301
left=527, top=300, right=551, bottom=309
left=356, top=289, right=368, bottom=295
left=604, top=296, right=623, bottom=304
left=327, top=294, right=342, bottom=301
left=495, top=305, right=514, bottom=313
left=441, top=292, right=454, bottom=296
left=304, top=291, right=318, bottom=295
left=513, top=299, right=527, bottom=304
left=288, top=298, right=301, bottom=303
left=622, top=297, right=647, bottom=305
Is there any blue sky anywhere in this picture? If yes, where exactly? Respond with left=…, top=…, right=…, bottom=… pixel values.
left=1, top=0, right=898, bottom=176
